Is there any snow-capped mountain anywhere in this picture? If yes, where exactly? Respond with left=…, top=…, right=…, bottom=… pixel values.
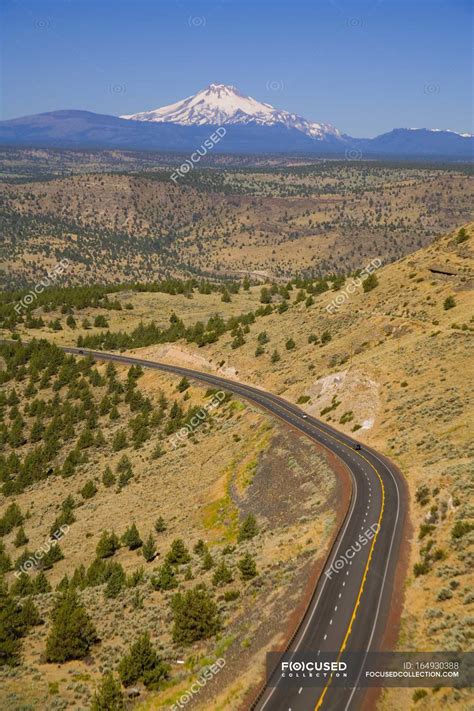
left=121, top=83, right=343, bottom=142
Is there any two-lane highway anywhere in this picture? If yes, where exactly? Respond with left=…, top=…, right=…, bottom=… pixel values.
left=61, top=346, right=407, bottom=711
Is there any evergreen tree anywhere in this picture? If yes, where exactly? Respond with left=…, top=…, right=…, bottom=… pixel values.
left=45, top=589, right=98, bottom=662
left=0, top=579, right=27, bottom=665
left=202, top=550, right=214, bottom=571
left=238, top=513, right=259, bottom=542
left=33, top=571, right=51, bottom=594
left=41, top=543, right=64, bottom=570
left=96, top=531, right=120, bottom=559
left=118, top=632, right=169, bottom=689
left=154, top=516, right=166, bottom=533
left=177, top=377, right=190, bottom=392
left=193, top=539, right=206, bottom=556
left=13, top=526, right=29, bottom=548
left=11, top=571, right=34, bottom=597
left=102, top=466, right=116, bottom=488
left=81, top=480, right=98, bottom=499
left=19, top=596, right=42, bottom=627
left=112, top=430, right=128, bottom=451
left=142, top=534, right=156, bottom=563
left=91, top=672, right=124, bottom=711
left=121, top=524, right=142, bottom=550
left=212, top=561, right=233, bottom=587
left=151, top=561, right=177, bottom=591
left=166, top=538, right=191, bottom=566
left=238, top=553, right=257, bottom=580
left=104, top=564, right=126, bottom=599
left=171, top=586, right=221, bottom=645
left=0, top=543, right=12, bottom=573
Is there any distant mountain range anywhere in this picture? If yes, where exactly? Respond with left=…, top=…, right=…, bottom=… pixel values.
left=0, top=83, right=472, bottom=159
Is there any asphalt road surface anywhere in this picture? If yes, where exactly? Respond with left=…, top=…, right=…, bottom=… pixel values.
left=63, top=346, right=407, bottom=711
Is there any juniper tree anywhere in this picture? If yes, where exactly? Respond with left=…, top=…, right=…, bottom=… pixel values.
left=202, top=550, right=214, bottom=571
left=154, top=516, right=167, bottom=533
left=102, top=466, right=116, bottom=488
left=142, top=534, right=156, bottom=562
left=14, top=527, right=29, bottom=548
left=91, top=672, right=124, bottom=711
left=166, top=538, right=191, bottom=566
left=152, top=560, right=177, bottom=591
left=96, top=531, right=120, bottom=559
left=212, top=561, right=233, bottom=587
left=122, top=524, right=142, bottom=551
left=0, top=579, right=27, bottom=666
left=238, top=553, right=257, bottom=580
left=118, top=632, right=169, bottom=689
left=45, top=589, right=98, bottom=662
left=238, top=513, right=259, bottom=542
left=81, top=480, right=98, bottom=500
left=171, top=586, right=221, bottom=645
left=104, top=564, right=126, bottom=599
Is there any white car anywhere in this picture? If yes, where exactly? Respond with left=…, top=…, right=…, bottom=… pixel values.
left=302, top=414, right=308, bottom=419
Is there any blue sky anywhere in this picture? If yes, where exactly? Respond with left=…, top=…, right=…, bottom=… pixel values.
left=0, top=0, right=472, bottom=136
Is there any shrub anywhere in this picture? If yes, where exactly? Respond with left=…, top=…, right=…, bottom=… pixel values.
left=451, top=520, right=474, bottom=539
left=224, top=589, right=240, bottom=602
left=456, top=228, right=469, bottom=244
left=413, top=689, right=428, bottom=703
left=413, top=561, right=430, bottom=577
left=443, top=296, right=456, bottom=310
left=437, top=587, right=453, bottom=601
left=177, top=377, right=190, bottom=392
left=363, top=273, right=379, bottom=292
left=415, top=485, right=430, bottom=506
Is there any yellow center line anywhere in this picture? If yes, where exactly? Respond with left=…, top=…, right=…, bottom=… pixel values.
left=313, top=450, right=385, bottom=710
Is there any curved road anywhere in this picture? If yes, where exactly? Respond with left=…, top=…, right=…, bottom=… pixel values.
left=63, top=346, right=407, bottom=711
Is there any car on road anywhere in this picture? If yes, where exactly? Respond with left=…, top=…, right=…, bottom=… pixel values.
left=302, top=414, right=308, bottom=419
left=354, top=443, right=361, bottom=450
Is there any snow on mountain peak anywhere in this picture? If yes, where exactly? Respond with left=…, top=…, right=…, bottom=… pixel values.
left=120, top=83, right=342, bottom=141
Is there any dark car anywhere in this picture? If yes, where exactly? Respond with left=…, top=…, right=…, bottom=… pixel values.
left=354, top=443, right=361, bottom=451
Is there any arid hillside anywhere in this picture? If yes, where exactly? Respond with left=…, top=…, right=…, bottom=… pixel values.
left=1, top=159, right=472, bottom=288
